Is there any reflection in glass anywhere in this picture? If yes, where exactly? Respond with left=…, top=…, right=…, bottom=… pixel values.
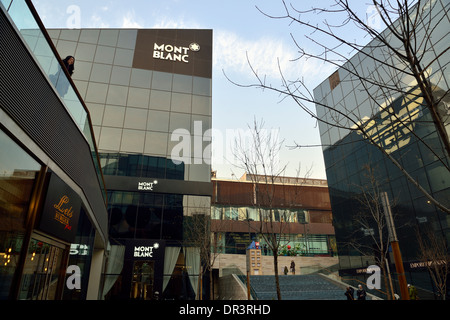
left=19, top=239, right=65, bottom=300
left=130, top=261, right=154, bottom=300
left=107, top=191, right=187, bottom=240
left=0, top=130, right=41, bottom=300
left=63, top=208, right=95, bottom=300
left=99, top=153, right=184, bottom=180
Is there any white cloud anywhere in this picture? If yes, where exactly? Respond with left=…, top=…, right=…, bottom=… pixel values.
left=122, top=11, right=143, bottom=28
left=88, top=14, right=110, bottom=28
left=151, top=16, right=201, bottom=29
left=214, top=30, right=334, bottom=85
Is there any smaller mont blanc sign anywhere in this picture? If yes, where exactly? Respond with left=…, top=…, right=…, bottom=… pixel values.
left=134, top=242, right=160, bottom=258
left=137, top=180, right=158, bottom=191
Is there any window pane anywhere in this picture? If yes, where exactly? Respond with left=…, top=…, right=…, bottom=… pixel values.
left=130, top=69, right=152, bottom=89
left=110, top=66, right=131, bottom=86
left=172, top=74, right=192, bottom=94
left=90, top=63, right=112, bottom=83
left=103, top=105, right=125, bottom=127
left=99, top=127, right=122, bottom=151
left=127, top=87, right=150, bottom=109
left=149, top=90, right=171, bottom=111
left=151, top=72, right=172, bottom=91
left=171, top=93, right=192, bottom=114
left=192, top=95, right=211, bottom=115
left=0, top=130, right=41, bottom=299
left=124, top=108, right=148, bottom=130
left=193, top=77, right=211, bottom=96
left=144, top=132, right=168, bottom=156
left=121, top=129, right=145, bottom=153
left=147, top=110, right=170, bottom=132
left=94, top=45, right=115, bottom=64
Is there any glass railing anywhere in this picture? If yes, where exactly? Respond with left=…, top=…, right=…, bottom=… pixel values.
left=1, top=0, right=107, bottom=201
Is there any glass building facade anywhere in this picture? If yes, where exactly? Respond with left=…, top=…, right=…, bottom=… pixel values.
left=49, top=28, right=213, bottom=300
left=314, top=0, right=449, bottom=299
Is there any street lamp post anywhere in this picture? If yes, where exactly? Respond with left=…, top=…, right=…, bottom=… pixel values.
left=380, top=192, right=409, bottom=300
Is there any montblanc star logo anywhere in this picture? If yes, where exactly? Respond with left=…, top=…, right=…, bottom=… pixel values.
left=189, top=43, right=200, bottom=51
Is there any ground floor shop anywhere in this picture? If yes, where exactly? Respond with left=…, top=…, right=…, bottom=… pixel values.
left=0, top=128, right=105, bottom=300
left=103, top=240, right=205, bottom=300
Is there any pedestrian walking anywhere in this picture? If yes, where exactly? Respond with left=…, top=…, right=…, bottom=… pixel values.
left=345, top=287, right=354, bottom=300
left=290, top=260, right=295, bottom=275
left=408, top=284, right=418, bottom=300
left=356, top=284, right=366, bottom=300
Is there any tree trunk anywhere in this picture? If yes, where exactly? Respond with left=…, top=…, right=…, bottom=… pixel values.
left=210, top=268, right=214, bottom=300
left=273, top=253, right=282, bottom=300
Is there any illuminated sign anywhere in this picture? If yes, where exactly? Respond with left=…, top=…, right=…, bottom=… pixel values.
left=53, top=195, right=74, bottom=230
left=137, top=180, right=158, bottom=191
left=132, top=29, right=212, bottom=78
left=133, top=242, right=160, bottom=258
left=125, top=240, right=165, bottom=261
left=153, top=43, right=200, bottom=63
left=39, top=173, right=81, bottom=242
left=70, top=244, right=90, bottom=256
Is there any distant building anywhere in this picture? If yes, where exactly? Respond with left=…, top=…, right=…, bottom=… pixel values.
left=211, top=174, right=336, bottom=257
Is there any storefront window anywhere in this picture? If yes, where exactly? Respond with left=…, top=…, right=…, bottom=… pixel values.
left=99, top=153, right=184, bottom=180
left=0, top=130, right=41, bottom=299
left=18, top=238, right=66, bottom=300
left=63, top=207, right=96, bottom=300
left=130, top=260, right=154, bottom=300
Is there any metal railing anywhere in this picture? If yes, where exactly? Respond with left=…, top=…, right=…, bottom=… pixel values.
left=2, top=0, right=107, bottom=202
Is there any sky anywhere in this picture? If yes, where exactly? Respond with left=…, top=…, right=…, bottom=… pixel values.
left=32, top=0, right=377, bottom=180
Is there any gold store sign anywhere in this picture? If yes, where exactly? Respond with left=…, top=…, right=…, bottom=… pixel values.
left=39, top=173, right=81, bottom=242
left=53, top=195, right=74, bottom=230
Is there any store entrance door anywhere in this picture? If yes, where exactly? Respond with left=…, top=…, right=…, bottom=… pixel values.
left=130, top=260, right=154, bottom=300
left=19, top=237, right=67, bottom=300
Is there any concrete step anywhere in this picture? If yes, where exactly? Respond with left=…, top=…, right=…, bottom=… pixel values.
left=243, top=274, right=347, bottom=300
